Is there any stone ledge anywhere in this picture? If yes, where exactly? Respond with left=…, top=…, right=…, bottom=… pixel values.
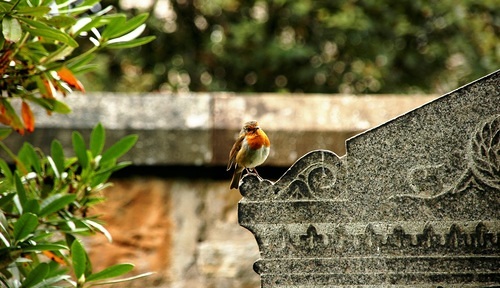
left=3, top=93, right=437, bottom=166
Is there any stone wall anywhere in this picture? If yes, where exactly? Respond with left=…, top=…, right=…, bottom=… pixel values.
left=2, top=93, right=438, bottom=287
left=87, top=178, right=259, bottom=288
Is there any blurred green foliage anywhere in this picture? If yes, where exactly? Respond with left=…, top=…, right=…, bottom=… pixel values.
left=84, top=0, right=498, bottom=94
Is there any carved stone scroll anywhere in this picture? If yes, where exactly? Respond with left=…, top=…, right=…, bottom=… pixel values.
left=238, top=70, right=500, bottom=287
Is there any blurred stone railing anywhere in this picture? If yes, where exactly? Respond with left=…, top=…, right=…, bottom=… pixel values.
left=3, top=93, right=438, bottom=167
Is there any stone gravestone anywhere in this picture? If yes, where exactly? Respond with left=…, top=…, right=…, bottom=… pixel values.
left=238, top=70, right=499, bottom=287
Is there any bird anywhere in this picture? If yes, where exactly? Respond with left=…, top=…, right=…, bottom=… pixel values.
left=227, top=120, right=270, bottom=189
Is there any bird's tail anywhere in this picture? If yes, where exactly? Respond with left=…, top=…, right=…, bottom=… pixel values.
left=230, top=170, right=243, bottom=189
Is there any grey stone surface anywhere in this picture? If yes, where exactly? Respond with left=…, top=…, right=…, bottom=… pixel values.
left=238, top=70, right=500, bottom=287
left=2, top=93, right=436, bottom=166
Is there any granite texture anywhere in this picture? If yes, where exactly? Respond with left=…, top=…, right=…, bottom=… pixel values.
left=238, top=70, right=500, bottom=287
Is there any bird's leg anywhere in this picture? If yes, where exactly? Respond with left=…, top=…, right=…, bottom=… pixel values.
left=246, top=168, right=263, bottom=180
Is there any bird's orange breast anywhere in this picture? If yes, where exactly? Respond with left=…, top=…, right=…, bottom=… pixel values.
left=245, top=129, right=270, bottom=150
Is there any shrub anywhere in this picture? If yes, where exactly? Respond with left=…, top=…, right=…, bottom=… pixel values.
left=0, top=124, right=151, bottom=287
left=0, top=0, right=155, bottom=286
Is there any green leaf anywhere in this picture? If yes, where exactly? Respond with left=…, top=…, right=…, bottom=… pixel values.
left=50, top=99, right=72, bottom=114
left=23, top=25, right=79, bottom=47
left=85, top=220, right=112, bottom=242
left=72, top=131, right=89, bottom=168
left=18, top=17, right=79, bottom=47
left=91, top=161, right=131, bottom=188
left=46, top=157, right=60, bottom=180
left=96, top=161, right=134, bottom=175
left=21, top=243, right=68, bottom=252
left=20, top=143, right=41, bottom=174
left=100, top=135, right=138, bottom=164
left=70, top=63, right=98, bottom=75
left=100, top=15, right=126, bottom=40
left=13, top=213, right=38, bottom=241
left=0, top=3, right=13, bottom=12
left=41, top=15, right=77, bottom=28
left=2, top=16, right=22, bottom=43
left=78, top=0, right=101, bottom=8
left=0, top=159, right=14, bottom=196
left=31, top=275, right=72, bottom=288
left=29, top=231, right=52, bottom=242
left=0, top=210, right=10, bottom=247
left=29, top=160, right=42, bottom=181
left=14, top=172, right=27, bottom=205
left=21, top=262, right=49, bottom=288
left=0, top=158, right=12, bottom=180
left=0, top=192, right=15, bottom=209
left=0, top=128, right=12, bottom=140
left=106, top=23, right=145, bottom=44
left=17, top=144, right=31, bottom=172
left=71, top=16, right=108, bottom=36
left=15, top=6, right=51, bottom=17
left=102, top=13, right=149, bottom=40
left=42, top=45, right=75, bottom=64
left=0, top=210, right=7, bottom=230
left=21, top=42, right=49, bottom=63
left=116, top=13, right=150, bottom=36
left=39, top=194, right=76, bottom=217
left=89, top=171, right=112, bottom=189
left=24, top=93, right=53, bottom=111
left=90, top=123, right=105, bottom=157
left=105, top=36, right=156, bottom=49
left=50, top=140, right=65, bottom=176
left=84, top=196, right=105, bottom=206
left=86, top=263, right=134, bottom=282
left=66, top=52, right=95, bottom=72
left=89, top=272, right=155, bottom=286
left=58, top=4, right=101, bottom=16
left=23, top=199, right=40, bottom=215
left=71, top=239, right=87, bottom=281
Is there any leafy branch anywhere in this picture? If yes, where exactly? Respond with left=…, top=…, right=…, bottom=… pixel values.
left=0, top=1, right=156, bottom=287
left=0, top=0, right=155, bottom=134
left=0, top=123, right=151, bottom=287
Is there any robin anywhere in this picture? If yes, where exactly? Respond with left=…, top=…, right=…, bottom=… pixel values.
left=227, top=120, right=270, bottom=189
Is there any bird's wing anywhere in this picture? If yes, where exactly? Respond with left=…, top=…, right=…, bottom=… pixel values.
left=227, top=134, right=244, bottom=171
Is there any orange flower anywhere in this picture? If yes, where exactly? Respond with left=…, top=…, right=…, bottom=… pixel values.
left=57, top=67, right=85, bottom=93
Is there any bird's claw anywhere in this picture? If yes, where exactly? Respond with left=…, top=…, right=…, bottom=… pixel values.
left=246, top=168, right=263, bottom=180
